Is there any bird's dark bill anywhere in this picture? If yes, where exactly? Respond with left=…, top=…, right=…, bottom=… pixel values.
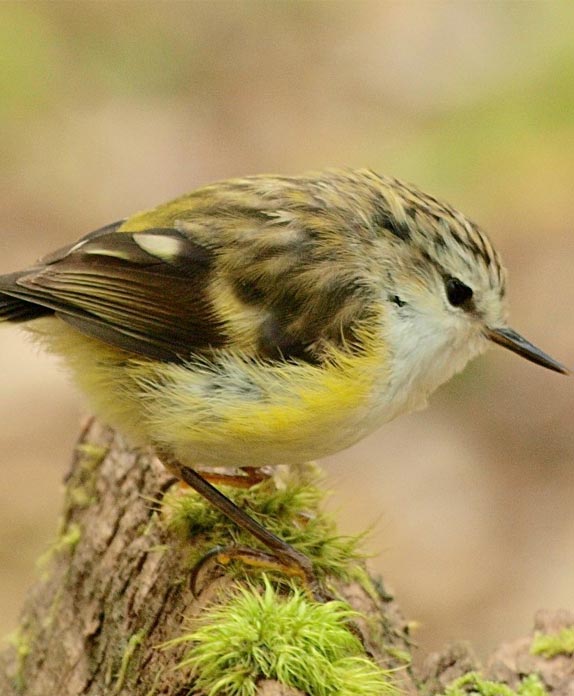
left=486, top=326, right=569, bottom=374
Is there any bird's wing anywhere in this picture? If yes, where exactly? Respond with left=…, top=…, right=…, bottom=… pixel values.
left=0, top=222, right=228, bottom=360
left=0, top=182, right=376, bottom=363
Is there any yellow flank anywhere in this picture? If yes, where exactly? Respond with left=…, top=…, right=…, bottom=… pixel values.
left=220, top=361, right=367, bottom=441
left=142, top=322, right=387, bottom=460
left=26, top=316, right=388, bottom=465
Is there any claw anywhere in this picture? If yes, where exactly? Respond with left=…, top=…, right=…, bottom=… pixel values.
left=190, top=544, right=325, bottom=601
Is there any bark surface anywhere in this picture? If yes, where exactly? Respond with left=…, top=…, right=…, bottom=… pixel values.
left=0, top=420, right=572, bottom=695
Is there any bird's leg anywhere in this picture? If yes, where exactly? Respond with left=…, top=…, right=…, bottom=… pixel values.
left=158, top=454, right=322, bottom=600
left=188, top=467, right=314, bottom=528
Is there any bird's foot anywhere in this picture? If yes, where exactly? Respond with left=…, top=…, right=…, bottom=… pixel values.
left=190, top=544, right=326, bottom=602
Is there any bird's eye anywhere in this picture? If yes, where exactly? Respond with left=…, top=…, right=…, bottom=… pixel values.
left=445, top=277, right=473, bottom=308
left=390, top=295, right=406, bottom=307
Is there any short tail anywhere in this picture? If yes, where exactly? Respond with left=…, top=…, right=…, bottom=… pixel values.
left=0, top=272, right=53, bottom=323
left=0, top=293, right=51, bottom=322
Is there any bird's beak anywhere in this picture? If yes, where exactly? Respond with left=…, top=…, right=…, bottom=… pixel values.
left=486, top=326, right=569, bottom=375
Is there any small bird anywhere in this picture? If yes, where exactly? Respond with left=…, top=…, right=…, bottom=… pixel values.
left=0, top=169, right=568, bottom=592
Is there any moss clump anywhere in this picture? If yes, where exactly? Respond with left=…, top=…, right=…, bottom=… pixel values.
left=65, top=442, right=108, bottom=511
left=74, top=442, right=108, bottom=469
left=6, top=627, right=32, bottom=694
left=439, top=672, right=547, bottom=696
left=112, top=631, right=146, bottom=694
left=163, top=465, right=367, bottom=585
left=166, top=577, right=395, bottom=696
left=37, top=522, right=82, bottom=573
left=531, top=627, right=574, bottom=658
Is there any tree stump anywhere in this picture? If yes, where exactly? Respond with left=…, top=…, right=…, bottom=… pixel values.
left=0, top=419, right=572, bottom=695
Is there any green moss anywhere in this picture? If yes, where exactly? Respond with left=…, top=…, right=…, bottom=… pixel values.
left=74, top=442, right=108, bottom=469
left=531, top=627, right=574, bottom=658
left=67, top=485, right=96, bottom=509
left=384, top=646, right=411, bottom=665
left=439, top=672, right=547, bottom=696
left=113, top=631, right=146, bottom=694
left=163, top=467, right=366, bottom=586
left=63, top=442, right=107, bottom=513
left=43, top=581, right=65, bottom=630
left=57, top=522, right=82, bottom=550
left=37, top=522, right=82, bottom=573
left=144, top=667, right=167, bottom=696
left=6, top=628, right=32, bottom=694
left=166, top=577, right=395, bottom=696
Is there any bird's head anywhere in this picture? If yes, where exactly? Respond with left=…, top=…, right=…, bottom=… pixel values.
left=365, top=173, right=568, bottom=397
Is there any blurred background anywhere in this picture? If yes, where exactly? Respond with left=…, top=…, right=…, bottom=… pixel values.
left=0, top=1, right=573, bottom=660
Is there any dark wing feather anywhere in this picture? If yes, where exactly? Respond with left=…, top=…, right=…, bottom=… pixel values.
left=0, top=226, right=227, bottom=361
left=0, top=294, right=51, bottom=322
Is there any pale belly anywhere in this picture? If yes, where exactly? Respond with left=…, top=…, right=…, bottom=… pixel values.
left=135, top=349, right=418, bottom=468
left=171, top=399, right=393, bottom=468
